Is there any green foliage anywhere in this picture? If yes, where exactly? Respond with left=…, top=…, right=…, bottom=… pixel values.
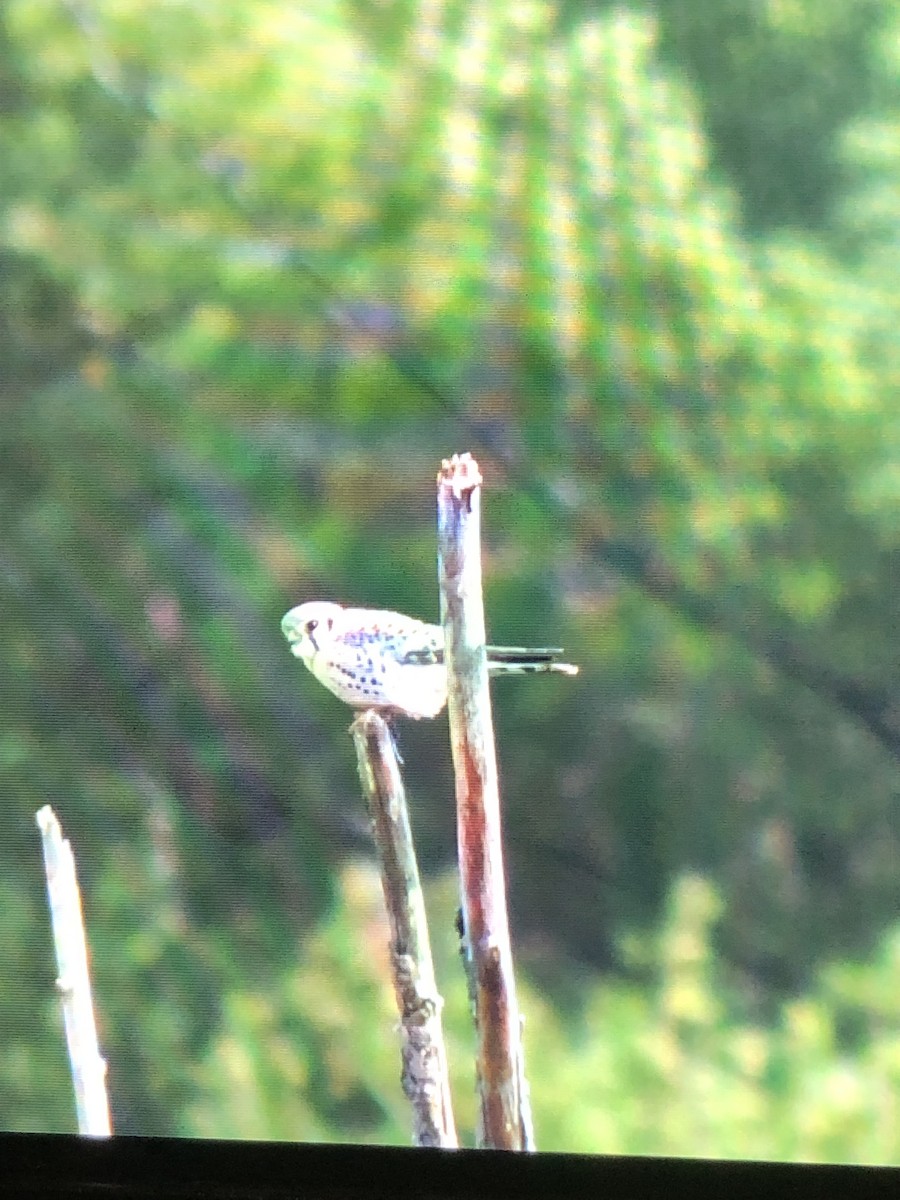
left=2, top=0, right=900, bottom=1160
left=179, top=868, right=900, bottom=1160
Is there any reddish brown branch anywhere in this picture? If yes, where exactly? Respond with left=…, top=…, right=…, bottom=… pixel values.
left=436, top=453, right=533, bottom=1151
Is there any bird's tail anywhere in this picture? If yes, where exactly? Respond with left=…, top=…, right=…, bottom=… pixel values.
left=486, top=647, right=579, bottom=676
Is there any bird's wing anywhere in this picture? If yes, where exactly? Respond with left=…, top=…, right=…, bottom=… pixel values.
left=334, top=609, right=444, bottom=665
left=384, top=619, right=444, bottom=667
left=394, top=623, right=445, bottom=666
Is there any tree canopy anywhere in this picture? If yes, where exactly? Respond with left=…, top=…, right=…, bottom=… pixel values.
left=3, top=0, right=900, bottom=1158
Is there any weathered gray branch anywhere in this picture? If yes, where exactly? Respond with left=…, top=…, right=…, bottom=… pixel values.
left=350, top=711, right=457, bottom=1148
left=35, top=805, right=112, bottom=1137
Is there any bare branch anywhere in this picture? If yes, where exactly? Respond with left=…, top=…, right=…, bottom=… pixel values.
left=436, top=452, right=533, bottom=1151
left=350, top=712, right=457, bottom=1148
left=35, top=806, right=112, bottom=1137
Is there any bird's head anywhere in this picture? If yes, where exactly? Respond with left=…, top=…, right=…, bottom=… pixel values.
left=281, top=601, right=343, bottom=663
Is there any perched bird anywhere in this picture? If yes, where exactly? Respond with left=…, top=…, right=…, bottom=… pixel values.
left=281, top=601, right=578, bottom=720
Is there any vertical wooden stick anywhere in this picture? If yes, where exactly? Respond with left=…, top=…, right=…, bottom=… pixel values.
left=35, top=805, right=112, bottom=1137
left=436, top=453, right=533, bottom=1150
left=351, top=711, right=458, bottom=1148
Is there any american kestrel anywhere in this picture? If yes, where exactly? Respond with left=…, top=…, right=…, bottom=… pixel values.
left=281, top=601, right=578, bottom=719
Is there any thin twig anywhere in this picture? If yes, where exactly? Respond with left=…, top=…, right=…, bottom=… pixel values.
left=350, top=711, right=458, bottom=1148
left=35, top=805, right=112, bottom=1137
left=436, top=452, right=533, bottom=1151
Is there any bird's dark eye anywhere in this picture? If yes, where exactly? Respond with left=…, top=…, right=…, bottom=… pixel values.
left=304, top=617, right=322, bottom=651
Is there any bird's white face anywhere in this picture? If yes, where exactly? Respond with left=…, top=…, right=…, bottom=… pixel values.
left=280, top=601, right=344, bottom=665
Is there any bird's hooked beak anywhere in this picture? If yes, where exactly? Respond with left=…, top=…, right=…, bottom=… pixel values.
left=281, top=606, right=313, bottom=659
